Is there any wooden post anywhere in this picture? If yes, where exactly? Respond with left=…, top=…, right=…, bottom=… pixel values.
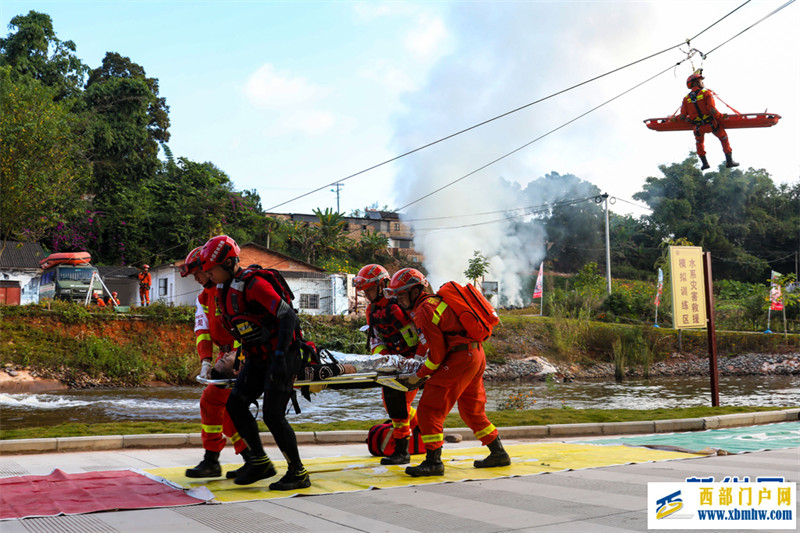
left=703, top=252, right=720, bottom=407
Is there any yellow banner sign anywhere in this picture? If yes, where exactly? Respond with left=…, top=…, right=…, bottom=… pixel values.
left=669, top=246, right=707, bottom=329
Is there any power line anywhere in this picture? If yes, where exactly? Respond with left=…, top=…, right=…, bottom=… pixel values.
left=263, top=1, right=757, bottom=212
left=400, top=196, right=598, bottom=223
left=413, top=198, right=595, bottom=233
left=397, top=64, right=677, bottom=211
left=396, top=0, right=792, bottom=211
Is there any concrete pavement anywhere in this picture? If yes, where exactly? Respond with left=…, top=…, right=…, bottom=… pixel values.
left=1, top=437, right=797, bottom=533
left=1, top=410, right=798, bottom=532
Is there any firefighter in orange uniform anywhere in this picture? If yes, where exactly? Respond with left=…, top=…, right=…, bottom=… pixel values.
left=354, top=264, right=420, bottom=465
left=137, top=265, right=151, bottom=306
left=674, top=71, right=739, bottom=170
left=93, top=294, right=106, bottom=307
left=105, top=292, right=119, bottom=306
left=386, top=268, right=510, bottom=477
left=181, top=246, right=249, bottom=479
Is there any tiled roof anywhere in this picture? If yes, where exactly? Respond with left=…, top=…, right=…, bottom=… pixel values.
left=0, top=242, right=47, bottom=269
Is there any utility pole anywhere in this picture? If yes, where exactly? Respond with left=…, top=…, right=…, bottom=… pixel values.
left=331, top=183, right=344, bottom=213
left=602, top=193, right=612, bottom=295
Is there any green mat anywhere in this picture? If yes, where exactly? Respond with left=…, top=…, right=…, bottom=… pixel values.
left=578, top=421, right=800, bottom=454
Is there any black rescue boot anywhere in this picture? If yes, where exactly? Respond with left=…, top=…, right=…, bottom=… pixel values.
left=699, top=155, right=710, bottom=170
left=725, top=152, right=739, bottom=168
left=269, top=464, right=311, bottom=491
left=233, top=454, right=276, bottom=485
left=405, top=447, right=444, bottom=477
left=381, top=437, right=411, bottom=465
left=185, top=450, right=221, bottom=478
left=474, top=436, right=511, bottom=468
left=226, top=449, right=252, bottom=479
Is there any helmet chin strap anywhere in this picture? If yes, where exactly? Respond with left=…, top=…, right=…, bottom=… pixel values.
left=223, top=256, right=240, bottom=277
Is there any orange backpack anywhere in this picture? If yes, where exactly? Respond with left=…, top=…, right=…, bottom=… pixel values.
left=436, top=281, right=499, bottom=342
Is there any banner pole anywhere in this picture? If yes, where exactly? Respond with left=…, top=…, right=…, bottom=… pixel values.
left=703, top=252, right=720, bottom=407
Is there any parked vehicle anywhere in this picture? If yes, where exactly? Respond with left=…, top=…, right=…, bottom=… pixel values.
left=39, top=252, right=103, bottom=303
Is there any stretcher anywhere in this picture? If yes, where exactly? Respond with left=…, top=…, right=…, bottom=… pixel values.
left=643, top=112, right=781, bottom=133
left=197, top=372, right=410, bottom=392
left=196, top=351, right=421, bottom=392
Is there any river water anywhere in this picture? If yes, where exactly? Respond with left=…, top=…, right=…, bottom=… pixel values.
left=2, top=375, right=798, bottom=431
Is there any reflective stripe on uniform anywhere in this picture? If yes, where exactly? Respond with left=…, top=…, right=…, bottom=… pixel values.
left=474, top=423, right=497, bottom=440
left=424, top=359, right=440, bottom=371
left=201, top=424, right=223, bottom=434
left=431, top=301, right=448, bottom=325
left=201, top=304, right=209, bottom=314
left=421, top=433, right=444, bottom=443
left=399, top=323, right=419, bottom=346
left=408, top=406, right=417, bottom=419
left=230, top=433, right=241, bottom=444
left=196, top=333, right=212, bottom=346
left=372, top=344, right=388, bottom=355
left=392, top=419, right=410, bottom=428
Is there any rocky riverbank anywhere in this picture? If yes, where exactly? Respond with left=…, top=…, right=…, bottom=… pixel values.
left=484, top=352, right=800, bottom=382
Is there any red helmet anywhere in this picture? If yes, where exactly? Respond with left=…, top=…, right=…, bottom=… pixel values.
left=384, top=268, right=428, bottom=298
left=200, top=235, right=240, bottom=271
left=686, top=72, right=704, bottom=89
left=353, top=264, right=389, bottom=290
left=142, top=264, right=149, bottom=270
left=112, top=292, right=118, bottom=297
left=180, top=246, right=203, bottom=277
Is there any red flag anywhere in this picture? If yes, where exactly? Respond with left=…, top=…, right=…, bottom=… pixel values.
left=532, top=262, right=543, bottom=299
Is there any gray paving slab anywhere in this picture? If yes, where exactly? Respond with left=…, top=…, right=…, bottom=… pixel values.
left=1, top=442, right=798, bottom=533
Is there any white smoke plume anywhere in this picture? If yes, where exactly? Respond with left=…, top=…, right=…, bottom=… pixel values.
left=390, top=4, right=628, bottom=305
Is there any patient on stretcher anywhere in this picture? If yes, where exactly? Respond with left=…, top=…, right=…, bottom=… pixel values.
left=212, top=350, right=421, bottom=383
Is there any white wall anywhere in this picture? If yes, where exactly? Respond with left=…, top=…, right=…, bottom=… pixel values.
left=150, top=266, right=201, bottom=307
left=0, top=270, right=40, bottom=305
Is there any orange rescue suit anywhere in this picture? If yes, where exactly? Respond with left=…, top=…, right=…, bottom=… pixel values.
left=195, top=287, right=246, bottom=455
left=137, top=271, right=151, bottom=306
left=367, top=296, right=419, bottom=440
left=679, top=87, right=732, bottom=156
left=411, top=294, right=498, bottom=451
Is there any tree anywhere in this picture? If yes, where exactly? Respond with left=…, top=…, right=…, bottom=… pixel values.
left=287, top=221, right=321, bottom=263
left=0, top=67, right=89, bottom=257
left=313, top=207, right=348, bottom=259
left=634, top=156, right=783, bottom=281
left=77, top=52, right=171, bottom=263
left=464, top=250, right=490, bottom=286
left=0, top=10, right=88, bottom=100
left=351, top=230, right=390, bottom=264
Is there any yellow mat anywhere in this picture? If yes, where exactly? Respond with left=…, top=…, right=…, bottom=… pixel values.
left=146, top=443, right=703, bottom=503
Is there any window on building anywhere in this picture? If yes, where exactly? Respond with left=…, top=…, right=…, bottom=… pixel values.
left=300, top=293, right=319, bottom=310
left=158, top=278, right=168, bottom=296
left=394, top=223, right=400, bottom=231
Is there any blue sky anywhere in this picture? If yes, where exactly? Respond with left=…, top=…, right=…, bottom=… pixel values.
left=3, top=1, right=798, bottom=292
left=4, top=1, right=797, bottom=216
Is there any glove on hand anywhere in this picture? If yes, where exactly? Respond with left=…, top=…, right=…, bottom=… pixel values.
left=199, top=359, right=213, bottom=380
left=270, top=350, right=287, bottom=384
left=397, top=372, right=427, bottom=391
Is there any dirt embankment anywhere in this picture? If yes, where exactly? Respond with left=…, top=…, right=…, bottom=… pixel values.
left=1, top=316, right=194, bottom=393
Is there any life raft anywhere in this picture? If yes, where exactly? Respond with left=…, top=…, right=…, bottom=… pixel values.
left=39, top=252, right=92, bottom=269
left=644, top=113, right=781, bottom=133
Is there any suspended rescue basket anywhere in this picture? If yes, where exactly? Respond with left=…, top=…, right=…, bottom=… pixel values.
left=645, top=83, right=781, bottom=133
left=644, top=112, right=781, bottom=133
